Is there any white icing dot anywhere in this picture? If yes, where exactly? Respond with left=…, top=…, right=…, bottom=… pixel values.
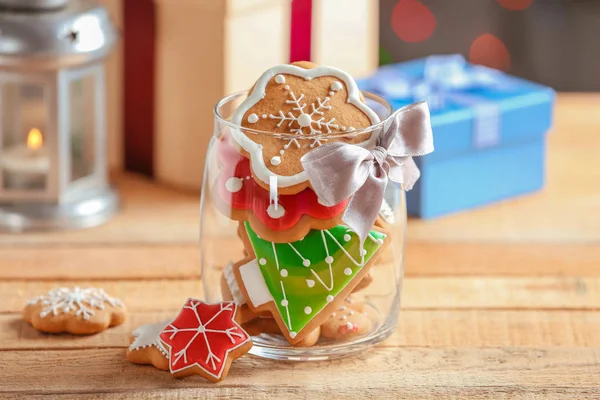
left=306, top=279, right=315, bottom=288
left=360, top=248, right=367, bottom=256
left=342, top=126, right=347, bottom=131
left=331, top=81, right=343, bottom=91
left=284, top=85, right=290, bottom=90
left=275, top=74, right=286, bottom=84
left=246, top=176, right=251, bottom=180
left=280, top=269, right=288, bottom=277
left=298, top=113, right=312, bottom=127
left=343, top=234, right=352, bottom=242
left=346, top=322, right=354, bottom=329
left=267, top=204, right=285, bottom=219
left=259, top=258, right=267, bottom=265
left=262, top=114, right=267, bottom=119
left=325, top=256, right=334, bottom=264
left=326, top=295, right=334, bottom=303
left=281, top=299, right=288, bottom=307
left=349, top=311, right=355, bottom=316
left=225, top=177, right=243, bottom=193
left=344, top=268, right=352, bottom=276
left=347, top=127, right=356, bottom=132
left=270, top=156, right=281, bottom=166
left=279, top=149, right=285, bottom=155
left=330, top=313, right=336, bottom=318
left=339, top=306, right=347, bottom=311
left=290, top=331, right=297, bottom=338
left=329, top=91, right=334, bottom=96
left=247, top=113, right=259, bottom=124
left=304, top=306, right=312, bottom=314
left=375, top=239, right=384, bottom=245
left=303, top=259, right=311, bottom=267
left=340, top=315, right=347, bottom=321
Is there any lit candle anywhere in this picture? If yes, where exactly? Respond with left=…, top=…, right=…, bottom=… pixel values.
left=1, top=128, right=50, bottom=189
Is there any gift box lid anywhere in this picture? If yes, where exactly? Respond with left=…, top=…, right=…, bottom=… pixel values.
left=358, top=55, right=556, bottom=160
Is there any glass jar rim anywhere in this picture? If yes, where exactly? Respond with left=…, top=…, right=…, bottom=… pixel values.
left=214, top=90, right=394, bottom=140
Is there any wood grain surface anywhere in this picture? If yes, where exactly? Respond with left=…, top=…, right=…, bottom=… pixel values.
left=0, top=94, right=598, bottom=399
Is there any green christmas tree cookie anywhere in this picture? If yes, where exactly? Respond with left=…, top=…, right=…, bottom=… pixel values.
left=236, top=222, right=386, bottom=342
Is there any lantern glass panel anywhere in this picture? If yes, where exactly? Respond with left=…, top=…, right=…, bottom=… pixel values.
left=68, top=73, right=96, bottom=183
left=0, top=82, right=49, bottom=192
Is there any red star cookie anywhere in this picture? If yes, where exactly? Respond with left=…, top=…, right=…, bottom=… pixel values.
left=159, top=299, right=252, bottom=382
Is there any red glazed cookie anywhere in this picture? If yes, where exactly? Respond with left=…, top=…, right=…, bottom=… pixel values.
left=213, top=137, right=348, bottom=242
left=159, top=299, right=252, bottom=382
left=230, top=61, right=380, bottom=195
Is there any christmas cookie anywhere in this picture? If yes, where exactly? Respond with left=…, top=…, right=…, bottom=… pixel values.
left=214, top=137, right=347, bottom=242
left=231, top=61, right=380, bottom=195
left=233, top=222, right=388, bottom=344
left=23, top=287, right=126, bottom=335
left=126, top=320, right=171, bottom=371
left=320, top=299, right=379, bottom=341
left=159, top=299, right=252, bottom=382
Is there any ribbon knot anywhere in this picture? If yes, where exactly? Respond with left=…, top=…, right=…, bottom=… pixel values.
left=371, top=146, right=388, bottom=168
left=301, top=102, right=434, bottom=244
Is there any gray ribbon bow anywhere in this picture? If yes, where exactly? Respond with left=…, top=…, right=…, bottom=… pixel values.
left=300, top=101, right=434, bottom=244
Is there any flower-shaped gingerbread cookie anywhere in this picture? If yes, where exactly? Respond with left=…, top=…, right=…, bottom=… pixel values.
left=231, top=61, right=380, bottom=194
left=23, top=287, right=126, bottom=335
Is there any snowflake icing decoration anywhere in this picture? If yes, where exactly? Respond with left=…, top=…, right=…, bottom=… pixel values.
left=27, top=287, right=124, bottom=320
left=257, top=79, right=355, bottom=165
left=159, top=300, right=250, bottom=379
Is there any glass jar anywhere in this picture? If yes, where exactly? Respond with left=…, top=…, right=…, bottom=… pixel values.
left=201, top=91, right=406, bottom=361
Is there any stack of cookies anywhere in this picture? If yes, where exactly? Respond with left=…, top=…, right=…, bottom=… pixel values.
left=213, top=62, right=393, bottom=347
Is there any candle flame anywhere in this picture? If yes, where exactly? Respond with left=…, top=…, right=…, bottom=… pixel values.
left=27, top=128, right=43, bottom=150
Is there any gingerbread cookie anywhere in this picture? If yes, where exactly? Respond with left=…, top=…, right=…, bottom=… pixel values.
left=214, top=137, right=347, bottom=242
left=126, top=320, right=171, bottom=371
left=23, top=287, right=126, bottom=335
left=233, top=221, right=389, bottom=345
left=231, top=61, right=380, bottom=194
left=321, top=299, right=379, bottom=341
left=159, top=299, right=252, bottom=382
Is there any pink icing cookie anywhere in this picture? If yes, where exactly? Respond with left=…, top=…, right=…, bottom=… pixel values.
left=213, top=137, right=348, bottom=243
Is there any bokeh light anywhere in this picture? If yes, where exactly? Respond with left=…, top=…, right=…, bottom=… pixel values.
left=469, top=33, right=511, bottom=71
left=391, top=0, right=436, bottom=43
left=497, top=0, right=534, bottom=11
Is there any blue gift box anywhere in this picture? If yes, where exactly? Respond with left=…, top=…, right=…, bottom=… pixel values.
left=358, top=55, right=555, bottom=218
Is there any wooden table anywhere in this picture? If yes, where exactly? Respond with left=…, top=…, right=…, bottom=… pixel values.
left=0, top=94, right=599, bottom=399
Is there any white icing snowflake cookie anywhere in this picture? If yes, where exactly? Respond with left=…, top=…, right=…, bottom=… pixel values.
left=22, top=287, right=126, bottom=335
left=231, top=61, right=380, bottom=194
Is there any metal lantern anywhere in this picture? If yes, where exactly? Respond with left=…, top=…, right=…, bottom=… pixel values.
left=0, top=0, right=118, bottom=231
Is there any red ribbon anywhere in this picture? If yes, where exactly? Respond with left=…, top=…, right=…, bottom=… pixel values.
left=123, top=0, right=155, bottom=177
left=290, top=0, right=313, bottom=62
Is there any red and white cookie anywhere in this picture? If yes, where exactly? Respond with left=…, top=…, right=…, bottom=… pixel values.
left=230, top=61, right=380, bottom=195
left=213, top=137, right=348, bottom=242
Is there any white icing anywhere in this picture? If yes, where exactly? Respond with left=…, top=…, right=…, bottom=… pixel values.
left=326, top=295, right=334, bottom=303
left=304, top=306, right=312, bottom=314
left=27, top=287, right=123, bottom=320
left=343, top=234, right=351, bottom=242
left=225, top=177, right=243, bottom=193
left=340, top=315, right=347, bottom=321
left=247, top=113, right=259, bottom=124
left=290, top=331, right=297, bottom=338
left=259, top=258, right=267, bottom=265
left=270, top=156, right=281, bottom=166
left=331, top=81, right=343, bottom=91
left=329, top=91, right=334, bottom=96
left=280, top=269, right=288, bottom=277
left=275, top=74, right=286, bottom=84
left=267, top=204, right=285, bottom=219
left=344, top=268, right=352, bottom=276
left=262, top=114, right=267, bottom=119
left=360, top=248, right=367, bottom=256
left=302, top=259, right=311, bottom=267
left=239, top=259, right=274, bottom=307
left=224, top=261, right=246, bottom=305
left=130, top=320, right=171, bottom=356
left=281, top=299, right=288, bottom=307
left=230, top=64, right=380, bottom=188
left=345, top=322, right=354, bottom=330
left=325, top=256, right=334, bottom=264
left=306, top=279, right=315, bottom=288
